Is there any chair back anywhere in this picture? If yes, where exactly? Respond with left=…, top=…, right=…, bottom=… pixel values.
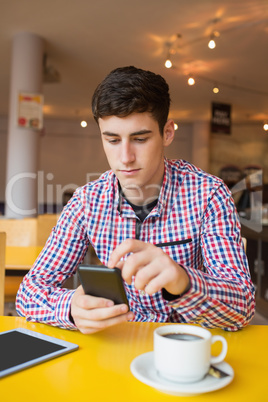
left=37, top=214, right=58, bottom=246
left=0, top=215, right=57, bottom=310
left=242, top=237, right=247, bottom=251
left=0, top=218, right=37, bottom=246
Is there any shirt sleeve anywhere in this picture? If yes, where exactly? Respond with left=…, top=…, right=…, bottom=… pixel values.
left=167, top=182, right=255, bottom=331
left=16, top=192, right=89, bottom=329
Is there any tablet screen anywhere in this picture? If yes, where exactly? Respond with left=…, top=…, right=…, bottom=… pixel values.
left=0, top=328, right=78, bottom=378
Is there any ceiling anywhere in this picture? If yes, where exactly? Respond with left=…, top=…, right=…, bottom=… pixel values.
left=1, top=0, right=268, bottom=124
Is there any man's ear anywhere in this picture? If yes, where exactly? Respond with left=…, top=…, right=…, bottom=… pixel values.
left=163, top=119, right=175, bottom=146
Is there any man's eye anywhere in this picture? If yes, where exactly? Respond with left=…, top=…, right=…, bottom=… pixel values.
left=108, top=139, right=120, bottom=144
left=134, top=137, right=147, bottom=142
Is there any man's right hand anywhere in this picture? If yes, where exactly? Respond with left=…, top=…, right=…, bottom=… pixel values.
left=70, top=285, right=133, bottom=334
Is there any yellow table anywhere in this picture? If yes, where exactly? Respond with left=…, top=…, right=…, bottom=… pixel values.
left=0, top=316, right=267, bottom=402
left=5, top=246, right=43, bottom=270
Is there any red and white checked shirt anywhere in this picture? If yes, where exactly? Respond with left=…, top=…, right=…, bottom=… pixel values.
left=16, top=159, right=255, bottom=331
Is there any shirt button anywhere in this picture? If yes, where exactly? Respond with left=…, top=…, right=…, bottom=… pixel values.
left=140, top=290, right=145, bottom=296
left=149, top=313, right=155, bottom=320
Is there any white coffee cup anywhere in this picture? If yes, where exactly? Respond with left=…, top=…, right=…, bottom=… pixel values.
left=154, top=324, right=228, bottom=383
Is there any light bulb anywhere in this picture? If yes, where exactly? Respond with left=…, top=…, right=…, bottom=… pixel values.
left=208, top=39, right=216, bottom=49
left=81, top=120, right=87, bottom=128
left=213, top=86, right=219, bottom=94
left=165, top=59, right=172, bottom=69
left=263, top=123, right=268, bottom=131
left=188, top=77, right=195, bottom=86
left=174, top=123, right=178, bottom=130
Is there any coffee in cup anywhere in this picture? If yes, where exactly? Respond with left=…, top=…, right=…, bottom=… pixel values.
left=154, top=324, right=228, bottom=383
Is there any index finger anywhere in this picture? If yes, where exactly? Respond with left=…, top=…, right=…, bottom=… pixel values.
left=107, top=238, right=146, bottom=268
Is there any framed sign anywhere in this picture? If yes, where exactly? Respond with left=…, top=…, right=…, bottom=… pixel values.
left=211, top=102, right=231, bottom=134
left=17, top=92, right=43, bottom=130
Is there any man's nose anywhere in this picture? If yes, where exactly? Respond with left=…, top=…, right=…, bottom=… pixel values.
left=120, top=142, right=135, bottom=164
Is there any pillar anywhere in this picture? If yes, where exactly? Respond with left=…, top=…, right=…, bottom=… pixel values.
left=5, top=32, right=44, bottom=218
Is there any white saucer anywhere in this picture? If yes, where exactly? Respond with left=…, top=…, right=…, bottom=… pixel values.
left=130, top=352, right=234, bottom=396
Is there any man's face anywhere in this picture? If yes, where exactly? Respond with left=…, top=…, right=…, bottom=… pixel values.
left=99, top=112, right=174, bottom=205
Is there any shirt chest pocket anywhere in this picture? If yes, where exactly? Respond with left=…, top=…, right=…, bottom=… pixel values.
left=159, top=237, right=199, bottom=268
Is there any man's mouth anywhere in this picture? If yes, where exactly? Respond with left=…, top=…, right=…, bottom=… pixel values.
left=119, top=168, right=141, bottom=175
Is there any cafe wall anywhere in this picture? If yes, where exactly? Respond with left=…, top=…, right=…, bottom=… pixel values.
left=0, top=116, right=192, bottom=208
left=210, top=122, right=268, bottom=183
left=1, top=115, right=267, bottom=209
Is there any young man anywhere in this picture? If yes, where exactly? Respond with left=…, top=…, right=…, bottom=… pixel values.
left=16, top=66, right=255, bottom=333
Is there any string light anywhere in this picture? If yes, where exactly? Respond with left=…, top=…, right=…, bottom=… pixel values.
left=188, top=76, right=195, bottom=86
left=165, top=59, right=172, bottom=69
left=213, top=84, right=219, bottom=93
left=208, top=38, right=216, bottom=49
left=208, top=31, right=220, bottom=49
left=80, top=120, right=87, bottom=128
left=162, top=25, right=267, bottom=127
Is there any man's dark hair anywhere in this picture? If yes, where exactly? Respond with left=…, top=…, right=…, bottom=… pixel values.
left=91, top=66, right=171, bottom=134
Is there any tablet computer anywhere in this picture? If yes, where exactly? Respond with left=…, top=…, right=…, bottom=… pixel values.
left=0, top=327, right=79, bottom=378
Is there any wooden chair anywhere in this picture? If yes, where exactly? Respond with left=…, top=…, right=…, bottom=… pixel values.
left=242, top=237, right=247, bottom=251
left=36, top=214, right=58, bottom=246
left=0, top=218, right=37, bottom=247
left=0, top=215, right=57, bottom=309
left=0, top=232, right=6, bottom=315
left=0, top=219, right=37, bottom=307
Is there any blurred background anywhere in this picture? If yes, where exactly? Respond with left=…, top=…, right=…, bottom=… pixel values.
left=0, top=0, right=268, bottom=320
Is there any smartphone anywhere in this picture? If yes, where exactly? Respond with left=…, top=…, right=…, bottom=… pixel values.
left=77, top=265, right=129, bottom=307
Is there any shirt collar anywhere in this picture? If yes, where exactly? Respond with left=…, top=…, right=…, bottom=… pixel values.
left=114, top=158, right=175, bottom=219
left=114, top=178, right=137, bottom=218
left=152, top=158, right=172, bottom=216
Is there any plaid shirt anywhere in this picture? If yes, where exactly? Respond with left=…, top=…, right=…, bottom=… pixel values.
left=16, top=159, right=255, bottom=331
